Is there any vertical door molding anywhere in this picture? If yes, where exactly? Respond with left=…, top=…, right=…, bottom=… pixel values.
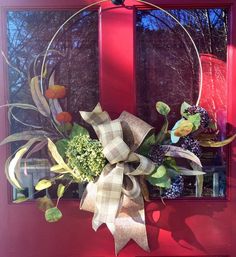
left=99, top=1, right=136, bottom=117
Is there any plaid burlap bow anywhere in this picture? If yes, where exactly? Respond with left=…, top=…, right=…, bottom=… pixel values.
left=80, top=103, right=155, bottom=254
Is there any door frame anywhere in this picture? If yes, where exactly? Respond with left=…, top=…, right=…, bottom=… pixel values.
left=1, top=0, right=236, bottom=256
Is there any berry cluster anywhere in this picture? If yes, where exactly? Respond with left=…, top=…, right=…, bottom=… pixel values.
left=181, top=136, right=201, bottom=157
left=185, top=105, right=210, bottom=128
left=148, top=144, right=166, bottom=165
left=162, top=175, right=184, bottom=199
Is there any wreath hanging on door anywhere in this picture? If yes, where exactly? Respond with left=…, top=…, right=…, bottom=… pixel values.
left=1, top=0, right=235, bottom=255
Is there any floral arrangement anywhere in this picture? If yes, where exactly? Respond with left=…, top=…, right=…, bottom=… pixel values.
left=1, top=72, right=235, bottom=254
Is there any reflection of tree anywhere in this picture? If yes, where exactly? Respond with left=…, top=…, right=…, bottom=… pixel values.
left=136, top=8, right=227, bottom=128
left=7, top=10, right=99, bottom=138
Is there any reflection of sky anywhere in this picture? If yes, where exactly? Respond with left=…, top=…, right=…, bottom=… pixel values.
left=137, top=9, right=225, bottom=31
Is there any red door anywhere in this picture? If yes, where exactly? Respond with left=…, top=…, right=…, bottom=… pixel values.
left=1, top=0, right=236, bottom=257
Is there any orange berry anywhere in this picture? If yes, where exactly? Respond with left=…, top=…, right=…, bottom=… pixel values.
left=56, top=112, right=72, bottom=123
left=45, top=85, right=66, bottom=99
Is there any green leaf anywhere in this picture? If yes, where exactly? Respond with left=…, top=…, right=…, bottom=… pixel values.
left=164, top=157, right=179, bottom=172
left=156, top=101, right=170, bottom=116
left=45, top=207, right=62, bottom=222
left=180, top=101, right=191, bottom=116
left=148, top=165, right=171, bottom=188
left=47, top=138, right=72, bottom=172
left=55, top=139, right=69, bottom=159
left=150, top=165, right=166, bottom=179
left=35, top=179, right=52, bottom=191
left=13, top=196, right=28, bottom=203
left=138, top=133, right=156, bottom=156
left=57, top=184, right=65, bottom=199
left=69, top=123, right=89, bottom=139
left=187, top=113, right=201, bottom=130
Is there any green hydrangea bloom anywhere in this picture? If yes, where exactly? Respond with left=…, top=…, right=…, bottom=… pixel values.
left=66, top=135, right=106, bottom=182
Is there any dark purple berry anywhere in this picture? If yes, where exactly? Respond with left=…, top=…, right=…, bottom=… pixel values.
left=185, top=105, right=210, bottom=128
left=162, top=175, right=184, bottom=199
left=148, top=144, right=165, bottom=165
left=181, top=136, right=201, bottom=157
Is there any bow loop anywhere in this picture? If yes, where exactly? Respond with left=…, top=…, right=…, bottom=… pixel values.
left=80, top=103, right=154, bottom=254
left=103, top=137, right=130, bottom=164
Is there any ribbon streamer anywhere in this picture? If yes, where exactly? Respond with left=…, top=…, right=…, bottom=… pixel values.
left=80, top=103, right=155, bottom=254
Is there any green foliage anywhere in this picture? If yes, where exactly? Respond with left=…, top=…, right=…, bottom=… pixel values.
left=45, top=207, right=62, bottom=222
left=138, top=133, right=156, bottom=156
left=164, top=157, right=179, bottom=172
left=66, top=135, right=106, bottom=182
left=35, top=179, right=52, bottom=191
left=69, top=123, right=89, bottom=139
left=156, top=101, right=170, bottom=116
left=55, top=139, right=68, bottom=159
left=57, top=184, right=65, bottom=199
left=187, top=113, right=201, bottom=131
left=147, top=165, right=171, bottom=188
left=180, top=101, right=191, bottom=117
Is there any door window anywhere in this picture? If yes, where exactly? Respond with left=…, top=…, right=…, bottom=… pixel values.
left=136, top=8, right=228, bottom=198
left=6, top=9, right=99, bottom=200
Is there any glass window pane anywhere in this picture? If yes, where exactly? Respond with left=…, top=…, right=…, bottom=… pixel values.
left=136, top=8, right=228, bottom=198
left=7, top=10, right=98, bottom=200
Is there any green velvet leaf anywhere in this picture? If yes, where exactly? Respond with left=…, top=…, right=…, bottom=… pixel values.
left=45, top=207, right=62, bottom=222
left=156, top=101, right=170, bottom=116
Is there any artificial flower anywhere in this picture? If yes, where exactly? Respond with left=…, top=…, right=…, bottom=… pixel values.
left=56, top=112, right=72, bottom=123
left=66, top=135, right=106, bottom=182
left=45, top=85, right=66, bottom=99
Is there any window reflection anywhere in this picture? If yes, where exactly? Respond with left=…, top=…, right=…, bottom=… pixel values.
left=7, top=10, right=99, bottom=200
left=136, top=8, right=228, bottom=198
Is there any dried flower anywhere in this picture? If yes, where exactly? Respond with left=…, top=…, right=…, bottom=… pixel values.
left=45, top=85, right=66, bottom=99
left=66, top=135, right=106, bottom=182
left=56, top=112, right=72, bottom=123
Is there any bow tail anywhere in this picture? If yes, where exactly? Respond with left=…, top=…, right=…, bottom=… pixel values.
left=112, top=194, right=150, bottom=255
left=81, top=183, right=150, bottom=256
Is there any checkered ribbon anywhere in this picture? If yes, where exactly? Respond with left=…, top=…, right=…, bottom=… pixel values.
left=80, top=103, right=155, bottom=254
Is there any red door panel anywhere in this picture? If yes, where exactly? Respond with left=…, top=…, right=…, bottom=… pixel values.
left=1, top=1, right=236, bottom=257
